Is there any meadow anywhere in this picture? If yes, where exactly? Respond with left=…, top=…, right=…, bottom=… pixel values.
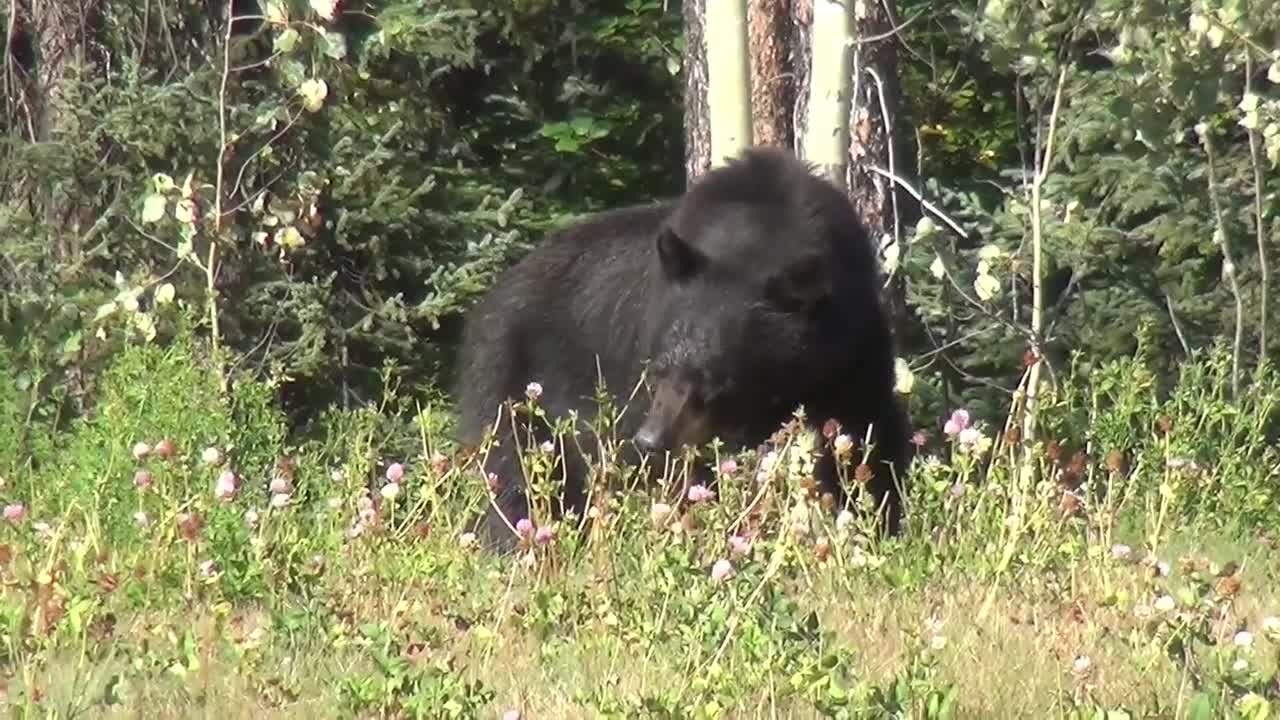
left=2, top=328, right=1278, bottom=719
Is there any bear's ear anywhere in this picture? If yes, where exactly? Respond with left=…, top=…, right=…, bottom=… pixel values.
left=768, top=255, right=830, bottom=310
left=657, top=227, right=701, bottom=279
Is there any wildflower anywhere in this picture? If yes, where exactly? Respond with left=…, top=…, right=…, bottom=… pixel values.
left=330, top=468, right=345, bottom=483
left=153, top=438, right=176, bottom=460
left=1155, top=560, right=1171, bottom=577
left=348, top=522, right=365, bottom=539
left=3, top=503, right=26, bottom=523
left=910, top=431, right=928, bottom=447
left=943, top=409, right=971, bottom=437
left=1154, top=595, right=1176, bottom=612
left=134, top=470, right=154, bottom=491
left=380, top=482, right=400, bottom=501
left=244, top=509, right=260, bottom=528
left=833, top=434, right=854, bottom=457
left=502, top=710, right=522, bottom=720
left=957, top=427, right=981, bottom=447
left=540, top=440, right=555, bottom=454
left=202, top=446, right=224, bottom=466
left=269, top=474, right=291, bottom=495
left=1233, top=658, right=1249, bottom=672
left=650, top=502, right=673, bottom=527
left=198, top=559, right=218, bottom=579
left=515, top=518, right=534, bottom=538
left=711, top=558, right=734, bottom=584
left=1262, top=616, right=1279, bottom=638
left=215, top=470, right=238, bottom=502
left=1072, top=655, right=1092, bottom=674
left=535, top=525, right=555, bottom=546
left=687, top=484, right=714, bottom=503
left=949, top=482, right=966, bottom=499
left=719, top=459, right=738, bottom=476
left=836, top=510, right=855, bottom=530
left=385, top=463, right=404, bottom=482
left=1234, top=631, right=1254, bottom=648
left=133, top=511, right=150, bottom=528
left=177, top=512, right=204, bottom=542
left=327, top=497, right=343, bottom=511
left=132, top=441, right=153, bottom=460
left=728, top=534, right=752, bottom=558
left=759, top=451, right=778, bottom=475
left=270, top=492, right=291, bottom=509
left=525, top=382, right=543, bottom=400
left=1111, top=544, right=1132, bottom=561
left=459, top=532, right=478, bottom=549
left=431, top=452, right=450, bottom=475
left=930, top=634, right=947, bottom=651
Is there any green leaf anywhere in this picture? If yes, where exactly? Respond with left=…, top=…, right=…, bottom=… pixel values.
left=1186, top=693, right=1215, bottom=720
left=319, top=28, right=347, bottom=60
left=274, top=28, right=300, bottom=54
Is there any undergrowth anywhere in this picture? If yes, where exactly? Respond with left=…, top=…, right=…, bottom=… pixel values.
left=0, top=334, right=1278, bottom=718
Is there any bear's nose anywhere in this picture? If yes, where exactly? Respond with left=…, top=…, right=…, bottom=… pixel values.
left=632, top=427, right=664, bottom=454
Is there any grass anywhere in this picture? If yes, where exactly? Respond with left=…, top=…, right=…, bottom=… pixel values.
left=1, top=340, right=1280, bottom=718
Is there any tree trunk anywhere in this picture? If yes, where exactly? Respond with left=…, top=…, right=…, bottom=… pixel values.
left=845, top=0, right=908, bottom=336
left=16, top=0, right=104, bottom=259
left=845, top=0, right=900, bottom=244
left=682, top=0, right=712, bottom=185
left=789, top=0, right=812, bottom=156
left=747, top=0, right=792, bottom=149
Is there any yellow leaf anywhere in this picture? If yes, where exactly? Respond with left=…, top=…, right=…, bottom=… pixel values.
left=299, top=79, right=328, bottom=113
left=141, top=194, right=167, bottom=224
left=154, top=283, right=176, bottom=305
left=175, top=199, right=197, bottom=225
left=310, top=0, right=340, bottom=21
left=893, top=357, right=914, bottom=395
left=277, top=226, right=305, bottom=250
left=930, top=254, right=946, bottom=279
left=974, top=272, right=1000, bottom=302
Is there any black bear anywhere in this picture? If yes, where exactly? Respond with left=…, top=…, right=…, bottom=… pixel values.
left=453, top=147, right=910, bottom=552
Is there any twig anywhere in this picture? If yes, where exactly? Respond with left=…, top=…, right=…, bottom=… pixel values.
left=1245, top=53, right=1269, bottom=358
left=211, top=3, right=235, bottom=393
left=1200, top=124, right=1244, bottom=400
left=1020, top=66, right=1068, bottom=454
left=865, top=165, right=969, bottom=239
left=1165, top=293, right=1191, bottom=356
left=864, top=67, right=901, bottom=258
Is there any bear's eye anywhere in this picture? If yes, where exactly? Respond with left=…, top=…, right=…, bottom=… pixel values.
left=767, top=255, right=829, bottom=310
left=657, top=228, right=703, bottom=280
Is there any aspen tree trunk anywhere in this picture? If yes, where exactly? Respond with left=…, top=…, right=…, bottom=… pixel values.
left=705, top=0, right=752, bottom=168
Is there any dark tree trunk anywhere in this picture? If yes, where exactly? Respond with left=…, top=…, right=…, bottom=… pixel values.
left=845, top=0, right=909, bottom=338
left=787, top=0, right=811, bottom=163
left=10, top=0, right=104, bottom=259
left=682, top=0, right=711, bottom=185
left=845, top=0, right=899, bottom=242
left=747, top=0, right=793, bottom=149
